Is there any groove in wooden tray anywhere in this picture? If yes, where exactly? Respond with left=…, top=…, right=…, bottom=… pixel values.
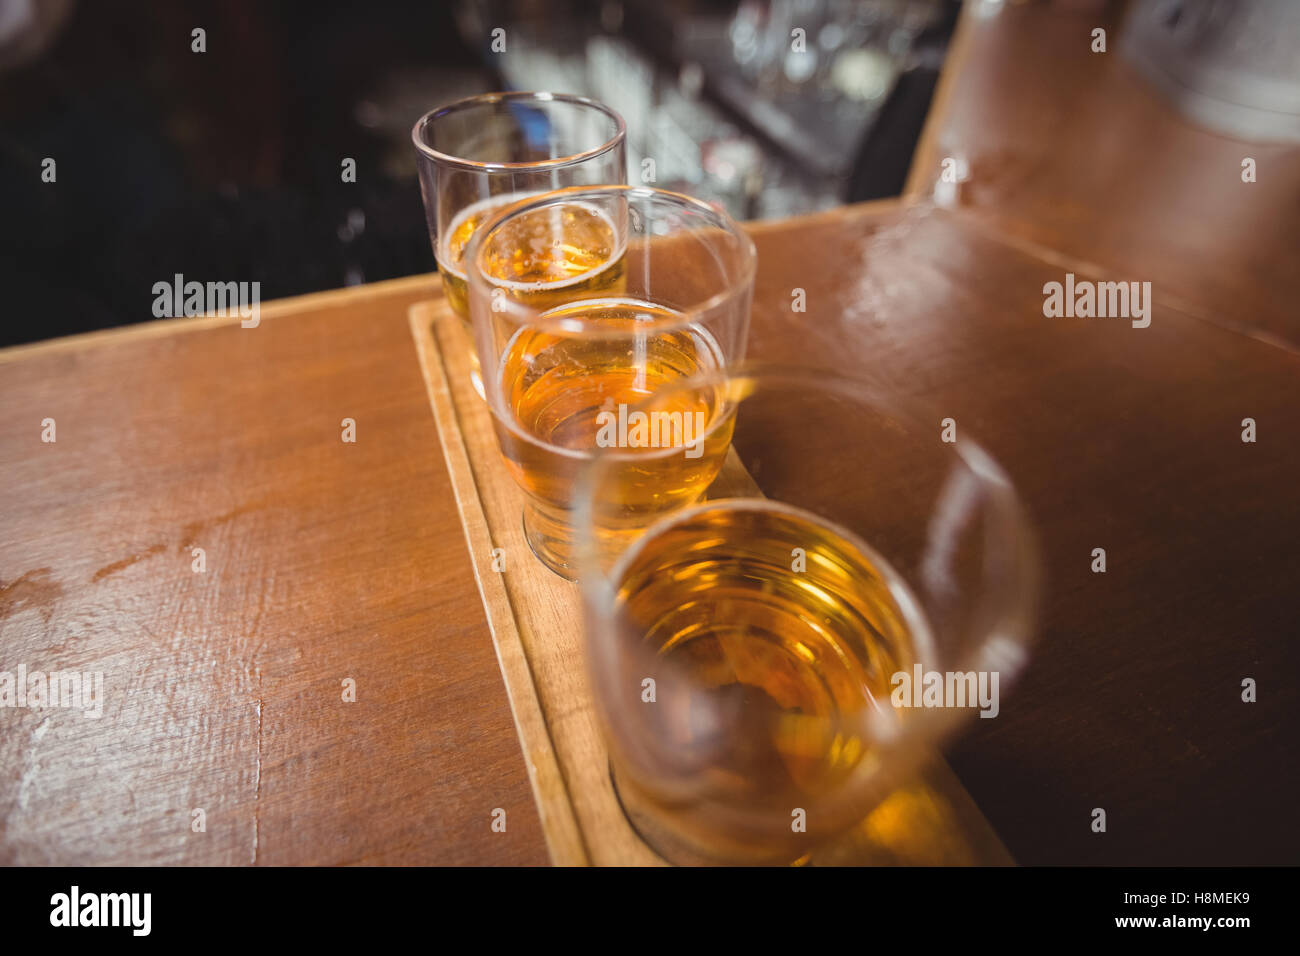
left=408, top=299, right=1014, bottom=866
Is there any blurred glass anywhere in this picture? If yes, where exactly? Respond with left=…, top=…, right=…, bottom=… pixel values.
left=576, top=366, right=1039, bottom=864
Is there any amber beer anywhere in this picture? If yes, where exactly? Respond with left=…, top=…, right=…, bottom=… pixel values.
left=493, top=298, right=733, bottom=570
left=437, top=193, right=627, bottom=319
left=605, top=498, right=927, bottom=864
left=473, top=185, right=755, bottom=579
left=440, top=195, right=628, bottom=394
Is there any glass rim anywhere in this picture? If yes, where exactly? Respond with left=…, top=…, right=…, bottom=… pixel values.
left=574, top=361, right=1041, bottom=676
left=465, top=184, right=758, bottom=337
left=410, top=90, right=627, bottom=173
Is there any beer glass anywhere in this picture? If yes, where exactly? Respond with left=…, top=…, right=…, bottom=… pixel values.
left=467, top=185, right=756, bottom=578
left=412, top=92, right=627, bottom=395
left=575, top=366, right=1040, bottom=864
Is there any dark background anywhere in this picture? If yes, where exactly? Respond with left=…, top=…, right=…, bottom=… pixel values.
left=0, top=0, right=955, bottom=347
left=1, top=0, right=470, bottom=345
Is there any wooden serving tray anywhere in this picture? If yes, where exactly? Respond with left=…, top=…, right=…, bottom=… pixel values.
left=408, top=298, right=1014, bottom=866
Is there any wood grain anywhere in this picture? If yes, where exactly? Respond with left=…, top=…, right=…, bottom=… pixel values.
left=408, top=300, right=590, bottom=867
left=742, top=200, right=1300, bottom=864
left=412, top=303, right=667, bottom=866
left=905, top=0, right=1300, bottom=348
left=0, top=277, right=548, bottom=865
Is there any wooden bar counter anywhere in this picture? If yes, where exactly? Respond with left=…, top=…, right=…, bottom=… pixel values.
left=1, top=2, right=1296, bottom=865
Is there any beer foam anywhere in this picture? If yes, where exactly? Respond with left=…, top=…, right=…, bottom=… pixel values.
left=436, top=190, right=537, bottom=277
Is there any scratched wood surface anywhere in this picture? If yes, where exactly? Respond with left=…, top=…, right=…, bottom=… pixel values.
left=891, top=0, right=1300, bottom=862
left=408, top=300, right=1015, bottom=866
left=0, top=277, right=548, bottom=865
left=905, top=0, right=1300, bottom=348
left=743, top=200, right=1299, bottom=865
left=1, top=0, right=1297, bottom=868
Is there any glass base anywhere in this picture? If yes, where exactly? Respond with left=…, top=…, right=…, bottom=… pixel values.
left=522, top=502, right=578, bottom=580
left=522, top=490, right=716, bottom=580
left=609, top=762, right=811, bottom=867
